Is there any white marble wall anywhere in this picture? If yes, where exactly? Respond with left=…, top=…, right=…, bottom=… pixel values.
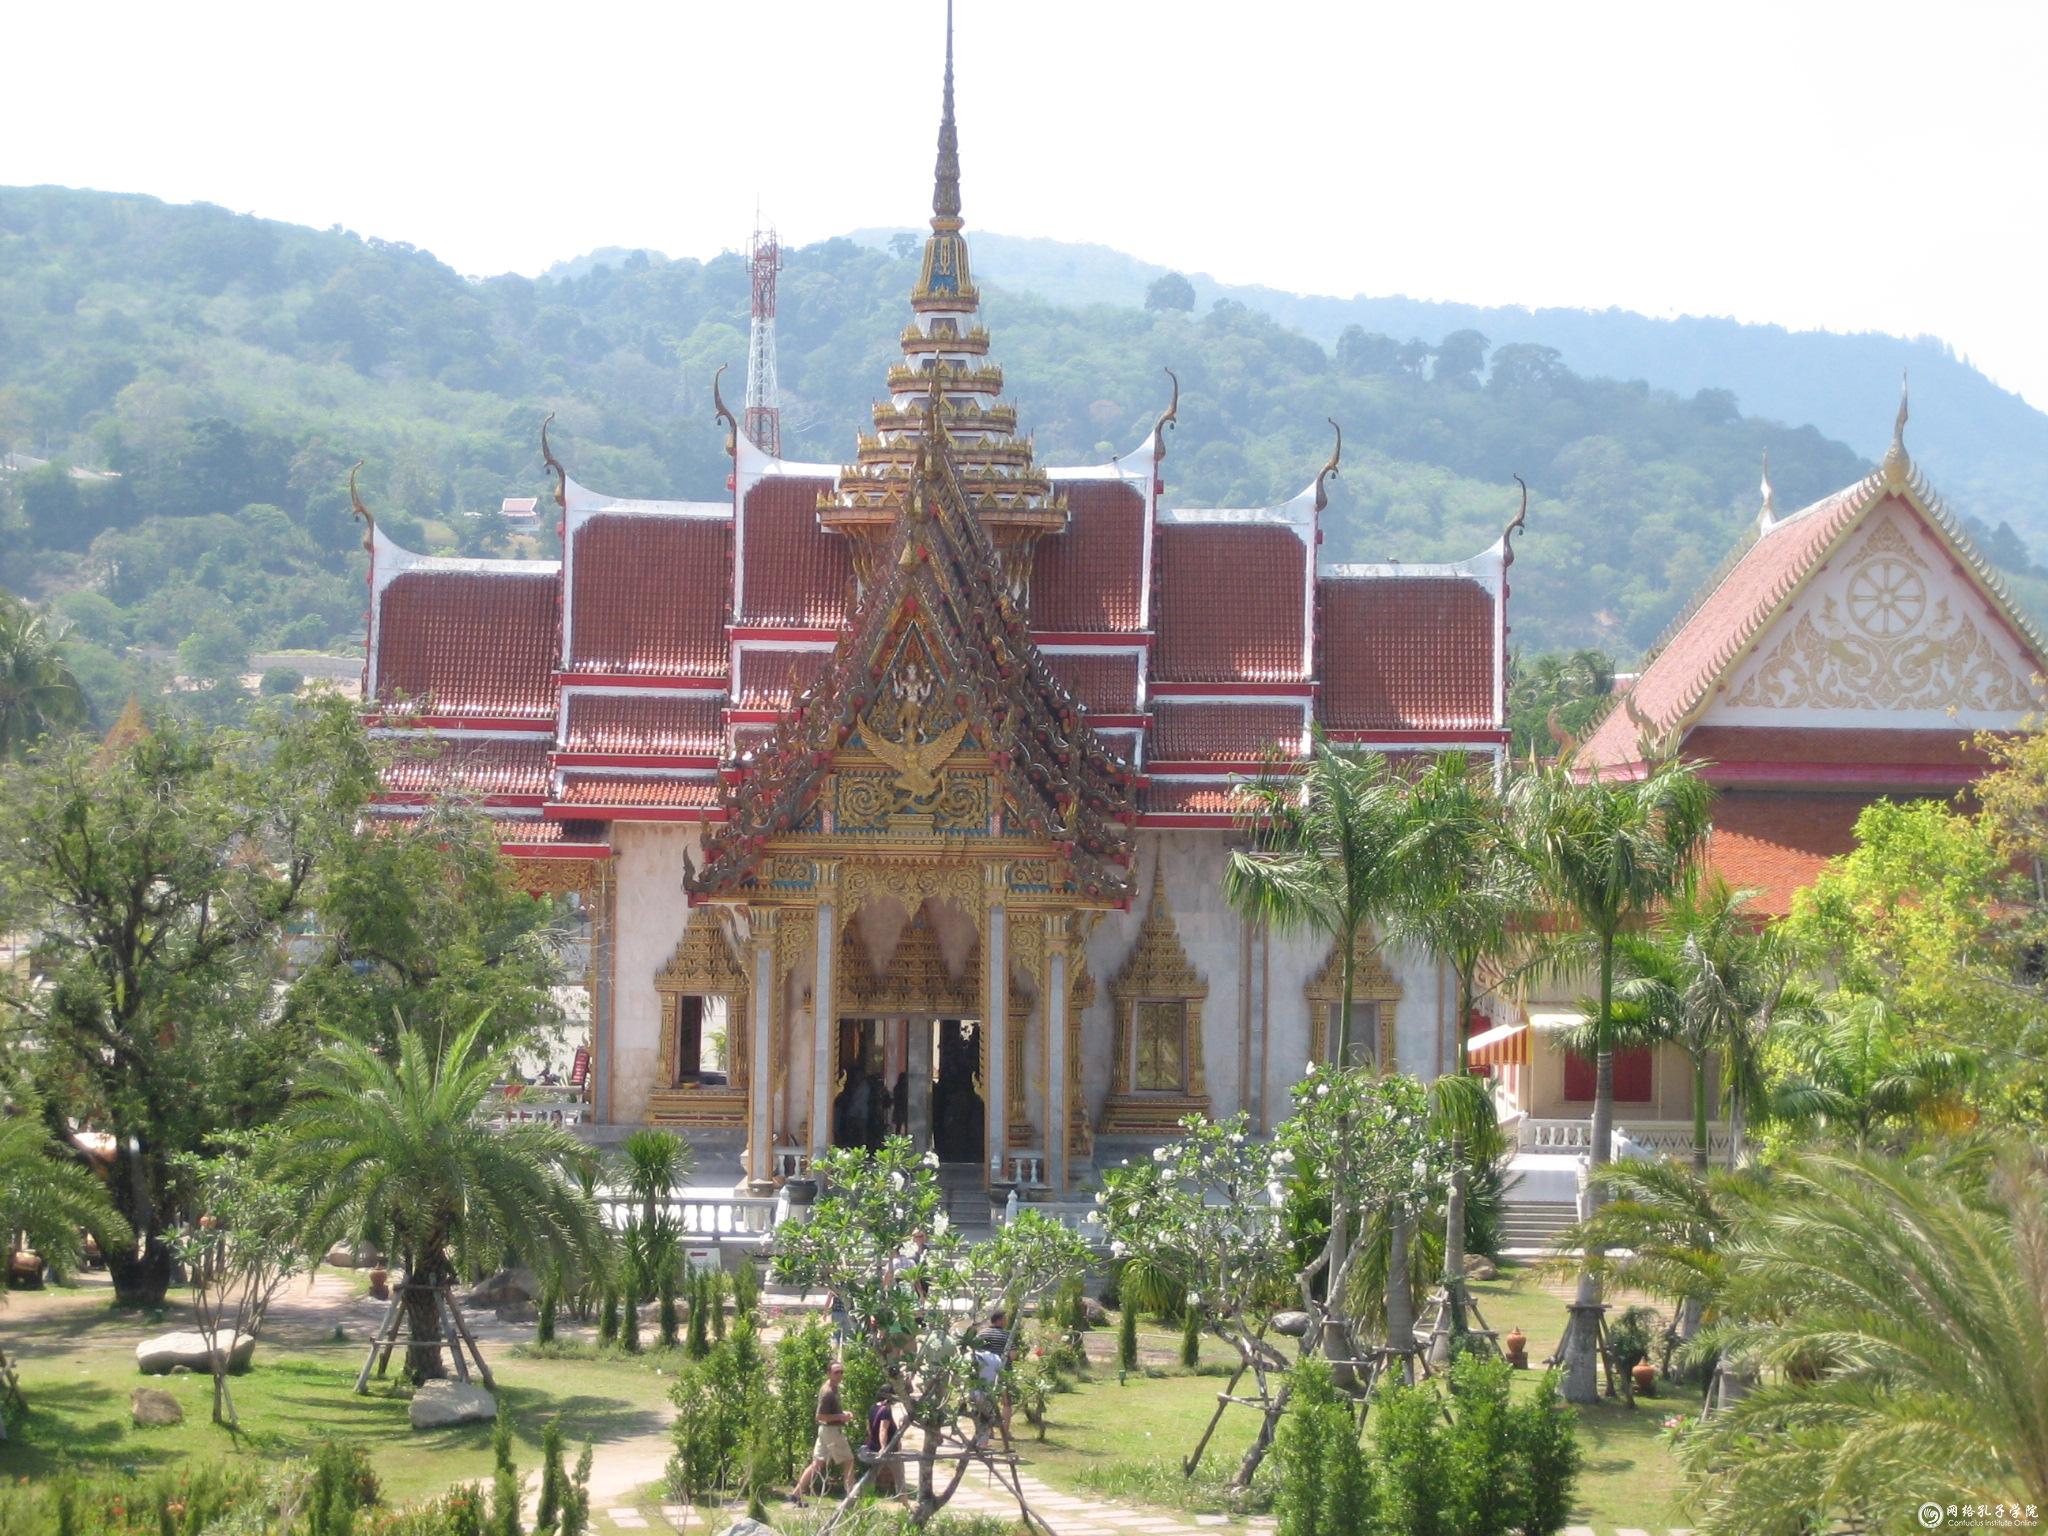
left=608, top=821, right=706, bottom=1125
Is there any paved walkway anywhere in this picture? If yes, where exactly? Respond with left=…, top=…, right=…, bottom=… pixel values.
left=581, top=1461, right=1695, bottom=1536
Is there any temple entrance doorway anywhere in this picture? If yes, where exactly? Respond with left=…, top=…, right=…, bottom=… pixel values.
left=829, top=1016, right=983, bottom=1163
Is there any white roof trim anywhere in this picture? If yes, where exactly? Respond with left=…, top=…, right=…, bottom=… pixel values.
left=1325, top=538, right=1506, bottom=599
left=734, top=433, right=842, bottom=482
left=1158, top=482, right=1317, bottom=540
left=370, top=521, right=557, bottom=597
left=564, top=473, right=730, bottom=522
left=370, top=727, right=554, bottom=741
left=1047, top=431, right=1155, bottom=484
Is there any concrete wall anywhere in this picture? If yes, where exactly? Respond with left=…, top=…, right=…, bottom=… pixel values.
left=608, top=821, right=707, bottom=1126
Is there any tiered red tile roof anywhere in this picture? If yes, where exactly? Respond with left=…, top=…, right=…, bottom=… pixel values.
left=1042, top=652, right=1142, bottom=716
left=738, top=475, right=850, bottom=627
left=1153, top=524, right=1311, bottom=684
left=1318, top=574, right=1497, bottom=733
left=1151, top=701, right=1306, bottom=762
left=561, top=693, right=723, bottom=758
left=1704, top=790, right=1871, bottom=917
left=374, top=565, right=559, bottom=721
left=1031, top=481, right=1146, bottom=632
left=381, top=734, right=552, bottom=799
left=567, top=515, right=729, bottom=677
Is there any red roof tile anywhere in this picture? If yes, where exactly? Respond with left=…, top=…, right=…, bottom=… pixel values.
left=383, top=734, right=552, bottom=798
left=1151, top=701, right=1306, bottom=761
left=1319, top=576, right=1497, bottom=732
left=1140, top=781, right=1251, bottom=816
left=555, top=774, right=721, bottom=809
left=1032, top=481, right=1146, bottom=631
left=1578, top=486, right=1873, bottom=769
left=1682, top=726, right=1993, bottom=772
left=1706, top=789, right=1876, bottom=916
left=1042, top=652, right=1141, bottom=714
left=375, top=569, right=560, bottom=720
left=738, top=476, right=851, bottom=627
left=495, top=816, right=606, bottom=845
left=736, top=647, right=832, bottom=708
left=561, top=693, right=723, bottom=756
left=1152, top=525, right=1309, bottom=683
left=568, top=515, right=729, bottom=676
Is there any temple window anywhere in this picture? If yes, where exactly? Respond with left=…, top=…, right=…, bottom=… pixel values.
left=1304, top=930, right=1403, bottom=1071
left=670, top=994, right=732, bottom=1087
left=649, top=908, right=749, bottom=1127
left=1133, top=999, right=1189, bottom=1092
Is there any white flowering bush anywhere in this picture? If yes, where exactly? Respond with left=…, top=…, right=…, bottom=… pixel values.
left=771, top=1135, right=1091, bottom=1523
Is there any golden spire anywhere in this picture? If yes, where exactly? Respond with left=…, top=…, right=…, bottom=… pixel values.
left=933, top=0, right=961, bottom=231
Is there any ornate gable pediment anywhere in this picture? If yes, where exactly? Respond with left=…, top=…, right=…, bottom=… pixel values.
left=1712, top=506, right=2040, bottom=727
left=686, top=419, right=1136, bottom=904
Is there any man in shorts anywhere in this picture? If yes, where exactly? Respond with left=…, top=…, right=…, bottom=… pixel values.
left=793, top=1360, right=855, bottom=1505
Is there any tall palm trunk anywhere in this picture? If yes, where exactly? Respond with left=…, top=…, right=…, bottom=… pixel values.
left=1691, top=1050, right=1710, bottom=1179
left=1385, top=1216, right=1416, bottom=1384
left=1564, top=935, right=1615, bottom=1405
left=1321, top=936, right=1356, bottom=1378
left=1430, top=969, right=1476, bottom=1368
left=403, top=1252, right=451, bottom=1385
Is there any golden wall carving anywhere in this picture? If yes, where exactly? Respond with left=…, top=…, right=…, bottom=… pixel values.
left=837, top=860, right=986, bottom=936
left=1103, top=867, right=1211, bottom=1134
left=649, top=906, right=748, bottom=1128
left=1725, top=514, right=2032, bottom=715
left=1304, top=928, right=1404, bottom=1070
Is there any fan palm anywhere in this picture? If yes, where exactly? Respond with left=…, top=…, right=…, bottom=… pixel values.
left=1510, top=757, right=1713, bottom=1401
left=1681, top=1147, right=2048, bottom=1532
left=271, top=1017, right=605, bottom=1384
left=0, top=601, right=83, bottom=758
left=0, top=1085, right=131, bottom=1435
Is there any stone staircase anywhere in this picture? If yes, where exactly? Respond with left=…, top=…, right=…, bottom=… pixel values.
left=937, top=1163, right=992, bottom=1233
left=1499, top=1199, right=1579, bottom=1256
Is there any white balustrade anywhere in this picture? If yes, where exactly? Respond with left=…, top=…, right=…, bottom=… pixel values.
left=1517, top=1118, right=1731, bottom=1158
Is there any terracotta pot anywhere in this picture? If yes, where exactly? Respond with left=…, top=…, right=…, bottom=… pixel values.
left=1504, top=1327, right=1528, bottom=1369
left=368, top=1267, right=390, bottom=1302
left=1632, top=1361, right=1658, bottom=1396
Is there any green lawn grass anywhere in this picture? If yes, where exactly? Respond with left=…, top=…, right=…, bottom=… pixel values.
left=0, top=1279, right=674, bottom=1506
left=1017, top=1267, right=1688, bottom=1530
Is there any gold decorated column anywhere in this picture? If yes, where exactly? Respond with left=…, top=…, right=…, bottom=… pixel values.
left=983, top=863, right=1008, bottom=1186
left=746, top=908, right=778, bottom=1193
left=1044, top=914, right=1070, bottom=1192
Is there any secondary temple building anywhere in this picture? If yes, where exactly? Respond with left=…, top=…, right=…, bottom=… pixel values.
left=356, top=16, right=1516, bottom=1191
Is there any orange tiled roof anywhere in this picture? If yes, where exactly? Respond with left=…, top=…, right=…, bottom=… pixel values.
left=1319, top=575, right=1496, bottom=732
left=1140, top=780, right=1251, bottom=816
left=561, top=693, right=723, bottom=756
left=1043, top=652, right=1141, bottom=715
left=738, top=476, right=851, bottom=627
left=1153, top=525, right=1309, bottom=683
left=376, top=569, right=560, bottom=720
left=382, top=734, right=552, bottom=798
left=568, top=515, right=729, bottom=676
left=495, top=815, right=606, bottom=845
left=1031, top=481, right=1146, bottom=631
left=736, top=648, right=832, bottom=709
left=555, top=774, right=721, bottom=809
left=1683, top=725, right=1993, bottom=772
left=1151, top=701, right=1305, bottom=761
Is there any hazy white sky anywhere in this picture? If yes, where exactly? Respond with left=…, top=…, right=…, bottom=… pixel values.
left=8, top=0, right=2046, bottom=405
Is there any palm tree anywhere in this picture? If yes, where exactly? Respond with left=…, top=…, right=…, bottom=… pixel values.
left=1681, top=1147, right=2048, bottom=1532
left=0, top=601, right=83, bottom=757
left=1395, top=751, right=1532, bottom=1359
left=271, top=1018, right=605, bottom=1385
left=1510, top=757, right=1713, bottom=1402
left=1766, top=993, right=1974, bottom=1153
left=618, top=1127, right=692, bottom=1231
left=0, top=1084, right=131, bottom=1435
left=615, top=1129, right=690, bottom=1353
left=1227, top=736, right=1414, bottom=1366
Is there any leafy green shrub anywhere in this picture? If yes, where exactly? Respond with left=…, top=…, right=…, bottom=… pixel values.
left=1440, top=1356, right=1516, bottom=1536
left=707, top=1268, right=728, bottom=1340
left=1371, top=1380, right=1449, bottom=1536
left=731, top=1257, right=761, bottom=1318
left=1502, top=1369, right=1580, bottom=1536
left=306, top=1439, right=379, bottom=1536
left=1180, top=1306, right=1201, bottom=1369
left=597, top=1285, right=619, bottom=1347
left=668, top=1312, right=772, bottom=1498
left=1607, top=1305, right=1660, bottom=1374
left=488, top=1415, right=520, bottom=1536
left=686, top=1268, right=712, bottom=1359
left=0, top=1464, right=268, bottom=1536
left=771, top=1315, right=837, bottom=1479
left=1117, top=1298, right=1138, bottom=1372
left=1274, top=1356, right=1372, bottom=1536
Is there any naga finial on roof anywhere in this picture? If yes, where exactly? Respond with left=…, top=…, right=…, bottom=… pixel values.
left=539, top=413, right=567, bottom=510
left=1151, top=368, right=1180, bottom=467
left=1757, top=450, right=1777, bottom=533
left=712, top=364, right=739, bottom=460
left=1502, top=474, right=1529, bottom=571
left=1882, top=370, right=1910, bottom=486
left=1313, top=418, right=1343, bottom=513
left=347, top=460, right=373, bottom=550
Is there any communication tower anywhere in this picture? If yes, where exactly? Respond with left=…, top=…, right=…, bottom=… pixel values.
left=744, top=222, right=783, bottom=456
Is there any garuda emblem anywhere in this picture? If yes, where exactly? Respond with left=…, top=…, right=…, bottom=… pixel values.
left=858, top=667, right=969, bottom=805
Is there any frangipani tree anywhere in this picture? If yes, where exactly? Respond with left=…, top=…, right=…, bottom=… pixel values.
left=773, top=1138, right=1091, bottom=1525
left=1095, top=1113, right=1299, bottom=1487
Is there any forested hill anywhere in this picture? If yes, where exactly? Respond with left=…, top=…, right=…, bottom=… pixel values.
left=1, top=185, right=2040, bottom=725
left=860, top=229, right=2048, bottom=548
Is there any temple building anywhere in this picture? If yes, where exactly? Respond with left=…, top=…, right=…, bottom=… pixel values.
left=356, top=11, right=1515, bottom=1190
left=1477, top=397, right=2048, bottom=1173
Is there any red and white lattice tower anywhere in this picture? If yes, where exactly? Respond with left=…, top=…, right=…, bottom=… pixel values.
left=744, top=223, right=783, bottom=457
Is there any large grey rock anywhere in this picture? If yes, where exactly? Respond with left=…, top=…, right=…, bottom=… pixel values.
left=1079, top=1296, right=1110, bottom=1327
left=410, top=1380, right=497, bottom=1429
left=324, top=1241, right=381, bottom=1268
left=495, top=1296, right=537, bottom=1325
left=136, top=1330, right=256, bottom=1375
left=461, top=1266, right=536, bottom=1310
left=717, top=1520, right=779, bottom=1536
left=1463, top=1255, right=1499, bottom=1282
left=1270, top=1310, right=1313, bottom=1338
left=130, top=1387, right=183, bottom=1426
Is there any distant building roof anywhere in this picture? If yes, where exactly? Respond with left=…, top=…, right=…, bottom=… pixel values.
left=500, top=496, right=540, bottom=518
